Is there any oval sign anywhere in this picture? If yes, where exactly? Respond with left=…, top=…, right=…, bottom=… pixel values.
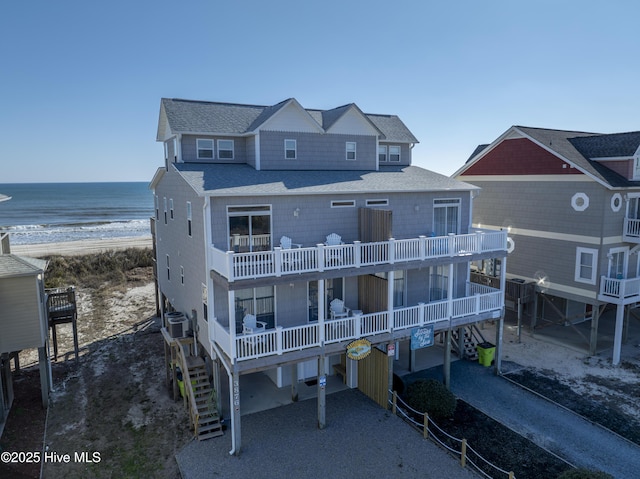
left=346, top=339, right=372, bottom=361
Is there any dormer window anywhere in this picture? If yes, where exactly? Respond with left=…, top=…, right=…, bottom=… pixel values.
left=346, top=142, right=356, bottom=161
left=389, top=146, right=401, bottom=162
left=285, top=139, right=297, bottom=159
left=218, top=139, right=234, bottom=159
left=378, top=145, right=387, bottom=162
left=197, top=139, right=214, bottom=159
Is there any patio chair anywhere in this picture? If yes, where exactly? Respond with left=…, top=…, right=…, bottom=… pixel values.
left=280, top=236, right=302, bottom=249
left=329, top=298, right=350, bottom=320
left=325, top=233, right=343, bottom=246
left=325, top=233, right=344, bottom=266
left=242, top=314, right=266, bottom=334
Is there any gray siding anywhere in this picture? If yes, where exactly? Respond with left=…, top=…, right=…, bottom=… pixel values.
left=0, top=276, right=45, bottom=352
left=153, top=168, right=208, bottom=336
left=378, top=142, right=412, bottom=167
left=259, top=131, right=377, bottom=171
left=210, top=191, right=472, bottom=250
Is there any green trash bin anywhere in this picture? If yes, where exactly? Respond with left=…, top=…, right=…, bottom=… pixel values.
left=477, top=342, right=495, bottom=367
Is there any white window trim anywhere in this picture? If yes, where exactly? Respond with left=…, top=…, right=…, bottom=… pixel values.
left=366, top=199, right=389, bottom=206
left=169, top=198, right=174, bottom=220
left=346, top=142, right=357, bottom=161
left=186, top=201, right=192, bottom=237
left=378, top=145, right=387, bottom=162
left=218, top=139, right=234, bottom=159
left=285, top=139, right=297, bottom=159
left=575, top=247, right=598, bottom=284
left=389, top=145, right=401, bottom=162
left=197, top=138, right=214, bottom=159
left=331, top=200, right=356, bottom=208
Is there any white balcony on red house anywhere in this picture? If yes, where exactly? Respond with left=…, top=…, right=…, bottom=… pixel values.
left=209, top=229, right=507, bottom=282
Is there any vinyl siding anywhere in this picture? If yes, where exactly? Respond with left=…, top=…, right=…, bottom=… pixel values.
left=180, top=135, right=247, bottom=164
left=0, top=276, right=45, bottom=352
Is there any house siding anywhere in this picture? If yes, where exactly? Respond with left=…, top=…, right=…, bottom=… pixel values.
left=259, top=131, right=377, bottom=170
left=181, top=135, right=247, bottom=164
left=379, top=142, right=412, bottom=167
left=0, top=275, right=44, bottom=352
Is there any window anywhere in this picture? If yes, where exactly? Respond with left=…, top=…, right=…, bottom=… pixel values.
left=228, top=205, right=272, bottom=252
left=331, top=200, right=356, bottom=208
left=154, top=195, right=159, bottom=220
left=433, top=198, right=460, bottom=235
left=169, top=199, right=174, bottom=220
left=346, top=142, right=356, bottom=160
left=166, top=255, right=170, bottom=280
left=173, top=138, right=178, bottom=161
left=163, top=197, right=168, bottom=224
left=285, top=139, right=297, bottom=159
left=389, top=146, right=401, bottom=162
left=634, top=157, right=640, bottom=180
left=180, top=266, right=184, bottom=285
left=186, top=201, right=192, bottom=237
left=197, top=139, right=214, bottom=159
left=164, top=142, right=168, bottom=161
left=575, top=247, right=597, bottom=284
left=366, top=199, right=389, bottom=207
left=218, top=139, right=234, bottom=159
left=308, top=278, right=344, bottom=322
left=235, top=286, right=275, bottom=330
left=378, top=145, right=387, bottom=162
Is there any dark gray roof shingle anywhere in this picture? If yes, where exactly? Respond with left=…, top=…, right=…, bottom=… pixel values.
left=174, top=163, right=476, bottom=197
left=161, top=98, right=418, bottom=143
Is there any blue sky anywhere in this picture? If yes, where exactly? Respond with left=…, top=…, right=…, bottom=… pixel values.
left=2, top=0, right=639, bottom=183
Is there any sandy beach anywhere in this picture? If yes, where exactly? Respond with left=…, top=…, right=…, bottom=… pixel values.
left=10, top=235, right=153, bottom=257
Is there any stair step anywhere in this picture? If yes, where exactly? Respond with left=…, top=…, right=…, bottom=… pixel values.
left=198, top=429, right=224, bottom=440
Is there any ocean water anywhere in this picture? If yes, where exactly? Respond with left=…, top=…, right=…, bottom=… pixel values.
left=0, top=182, right=154, bottom=245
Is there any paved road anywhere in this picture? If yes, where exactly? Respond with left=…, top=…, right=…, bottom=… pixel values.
left=404, top=360, right=640, bottom=479
left=176, top=388, right=479, bottom=479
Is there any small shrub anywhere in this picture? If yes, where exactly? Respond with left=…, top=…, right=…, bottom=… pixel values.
left=404, top=379, right=457, bottom=420
left=557, top=468, right=614, bottom=479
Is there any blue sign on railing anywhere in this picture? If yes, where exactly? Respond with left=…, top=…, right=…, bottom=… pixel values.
left=411, top=325, right=434, bottom=350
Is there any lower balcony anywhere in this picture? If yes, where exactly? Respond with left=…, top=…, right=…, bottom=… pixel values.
left=209, top=284, right=502, bottom=363
left=598, top=276, right=640, bottom=304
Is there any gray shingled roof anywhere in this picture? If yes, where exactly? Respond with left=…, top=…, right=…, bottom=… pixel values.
left=0, top=255, right=47, bottom=278
left=160, top=98, right=418, bottom=143
left=515, top=126, right=640, bottom=188
left=174, top=163, right=477, bottom=197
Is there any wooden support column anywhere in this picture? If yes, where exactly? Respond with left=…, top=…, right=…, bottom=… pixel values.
left=613, top=304, right=625, bottom=366
left=494, top=316, right=504, bottom=376
left=317, top=355, right=326, bottom=430
left=38, top=346, right=50, bottom=408
left=443, top=329, right=451, bottom=390
left=291, top=363, right=299, bottom=402
left=589, top=304, right=600, bottom=356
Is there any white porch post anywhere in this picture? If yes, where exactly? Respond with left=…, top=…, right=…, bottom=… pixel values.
left=318, top=279, right=326, bottom=343
left=228, top=290, right=236, bottom=359
left=387, top=270, right=395, bottom=332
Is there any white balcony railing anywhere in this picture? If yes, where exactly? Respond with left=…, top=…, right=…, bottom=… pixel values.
left=598, top=275, right=640, bottom=304
left=209, top=229, right=507, bottom=282
left=210, top=285, right=503, bottom=362
left=624, top=218, right=640, bottom=241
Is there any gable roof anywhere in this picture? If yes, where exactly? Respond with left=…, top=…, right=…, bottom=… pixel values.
left=173, top=163, right=476, bottom=198
left=157, top=98, right=418, bottom=144
left=457, top=126, right=640, bottom=189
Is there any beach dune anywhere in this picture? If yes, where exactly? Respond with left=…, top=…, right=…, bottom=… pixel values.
left=11, top=236, right=153, bottom=258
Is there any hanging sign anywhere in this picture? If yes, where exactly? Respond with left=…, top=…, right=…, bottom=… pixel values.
left=346, top=338, right=372, bottom=360
left=411, top=325, right=434, bottom=350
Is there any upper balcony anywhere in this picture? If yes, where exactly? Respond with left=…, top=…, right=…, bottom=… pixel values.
left=209, top=229, right=507, bottom=283
left=624, top=218, right=640, bottom=243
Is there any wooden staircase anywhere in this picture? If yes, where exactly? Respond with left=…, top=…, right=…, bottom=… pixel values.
left=185, top=358, right=224, bottom=441
left=451, top=327, right=479, bottom=361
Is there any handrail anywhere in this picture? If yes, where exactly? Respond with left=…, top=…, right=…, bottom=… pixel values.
left=175, top=341, right=201, bottom=436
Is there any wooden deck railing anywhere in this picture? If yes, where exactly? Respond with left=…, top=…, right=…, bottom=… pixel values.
left=210, top=285, right=503, bottom=362
left=209, top=229, right=507, bottom=282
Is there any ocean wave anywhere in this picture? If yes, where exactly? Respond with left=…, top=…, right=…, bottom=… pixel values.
left=3, top=219, right=152, bottom=245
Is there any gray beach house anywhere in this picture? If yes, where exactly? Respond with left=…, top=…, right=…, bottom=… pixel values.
left=150, top=97, right=508, bottom=453
left=454, top=126, right=640, bottom=366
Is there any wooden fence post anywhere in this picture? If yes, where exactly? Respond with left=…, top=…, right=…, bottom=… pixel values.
left=423, top=412, right=429, bottom=439
left=460, top=438, right=467, bottom=468
left=508, top=472, right=515, bottom=479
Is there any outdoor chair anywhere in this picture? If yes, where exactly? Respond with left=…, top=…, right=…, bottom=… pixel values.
left=280, top=235, right=302, bottom=249
left=329, top=298, right=350, bottom=320
left=242, top=314, right=266, bottom=334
